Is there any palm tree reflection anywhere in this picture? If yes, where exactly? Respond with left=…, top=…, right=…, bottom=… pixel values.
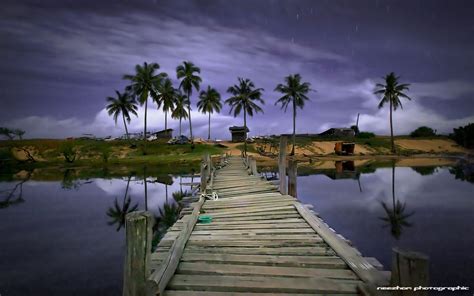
left=106, top=175, right=138, bottom=231
left=379, top=161, right=414, bottom=240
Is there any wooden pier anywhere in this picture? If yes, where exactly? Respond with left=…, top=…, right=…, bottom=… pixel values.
left=136, top=155, right=392, bottom=296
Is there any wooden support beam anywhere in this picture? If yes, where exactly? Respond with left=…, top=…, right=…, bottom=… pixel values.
left=148, top=197, right=206, bottom=295
left=294, top=203, right=388, bottom=288
left=390, top=248, right=429, bottom=296
left=287, top=158, right=297, bottom=198
left=123, top=211, right=154, bottom=296
left=278, top=136, right=288, bottom=195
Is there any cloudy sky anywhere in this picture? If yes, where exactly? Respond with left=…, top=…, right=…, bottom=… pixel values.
left=1, top=0, right=473, bottom=139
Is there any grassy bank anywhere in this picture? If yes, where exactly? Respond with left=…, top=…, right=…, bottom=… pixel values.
left=0, top=139, right=224, bottom=175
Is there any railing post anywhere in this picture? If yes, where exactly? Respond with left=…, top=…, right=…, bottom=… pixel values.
left=250, top=157, right=258, bottom=176
left=278, top=136, right=288, bottom=195
left=390, top=248, right=429, bottom=296
left=205, top=153, right=211, bottom=176
left=123, top=211, right=154, bottom=296
left=200, top=157, right=208, bottom=194
left=287, top=158, right=297, bottom=198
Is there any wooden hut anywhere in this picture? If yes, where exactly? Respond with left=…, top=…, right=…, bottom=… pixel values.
left=229, top=126, right=249, bottom=142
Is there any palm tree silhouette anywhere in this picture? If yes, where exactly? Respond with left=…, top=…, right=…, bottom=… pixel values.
left=275, top=74, right=312, bottom=155
left=198, top=86, right=222, bottom=140
left=373, top=72, right=412, bottom=153
left=171, top=93, right=189, bottom=137
left=155, top=78, right=176, bottom=131
left=225, top=78, right=265, bottom=156
left=379, top=161, right=414, bottom=239
left=106, top=90, right=138, bottom=139
left=176, top=61, right=201, bottom=142
left=106, top=175, right=138, bottom=231
left=124, top=62, right=167, bottom=149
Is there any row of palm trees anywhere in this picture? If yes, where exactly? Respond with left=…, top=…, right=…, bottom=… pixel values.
left=106, top=61, right=314, bottom=155
left=107, top=60, right=411, bottom=155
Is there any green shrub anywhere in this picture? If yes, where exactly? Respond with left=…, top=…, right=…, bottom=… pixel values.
left=410, top=126, right=436, bottom=137
left=60, top=142, right=77, bottom=163
left=450, top=123, right=474, bottom=148
left=356, top=132, right=375, bottom=139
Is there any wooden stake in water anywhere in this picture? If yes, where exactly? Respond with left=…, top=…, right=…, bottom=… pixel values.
left=123, top=211, right=153, bottom=296
left=391, top=248, right=429, bottom=296
left=288, top=158, right=297, bottom=198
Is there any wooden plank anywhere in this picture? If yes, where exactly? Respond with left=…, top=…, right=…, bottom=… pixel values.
left=294, top=203, right=388, bottom=286
left=164, top=292, right=358, bottom=296
left=167, top=274, right=359, bottom=293
left=177, top=262, right=360, bottom=280
left=182, top=246, right=336, bottom=256
left=190, top=228, right=315, bottom=235
left=174, top=252, right=346, bottom=268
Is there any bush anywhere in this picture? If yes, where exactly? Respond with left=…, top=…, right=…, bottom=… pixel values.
left=60, top=142, right=77, bottom=163
left=356, top=132, right=375, bottom=139
left=450, top=123, right=474, bottom=148
left=410, top=126, right=436, bottom=137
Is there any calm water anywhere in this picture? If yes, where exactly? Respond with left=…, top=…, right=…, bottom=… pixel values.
left=298, top=164, right=474, bottom=293
left=0, top=172, right=194, bottom=296
left=1, top=164, right=473, bottom=295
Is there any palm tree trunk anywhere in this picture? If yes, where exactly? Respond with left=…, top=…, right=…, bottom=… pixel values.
left=243, top=109, right=247, bottom=157
left=179, top=118, right=182, bottom=136
left=143, top=97, right=148, bottom=154
left=208, top=112, right=211, bottom=140
left=291, top=99, right=296, bottom=156
left=187, top=91, right=193, bottom=142
left=122, top=113, right=129, bottom=139
left=390, top=98, right=395, bottom=153
left=165, top=110, right=168, bottom=130
left=144, top=166, right=148, bottom=211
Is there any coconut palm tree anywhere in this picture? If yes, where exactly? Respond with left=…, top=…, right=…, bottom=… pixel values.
left=275, top=74, right=312, bottom=155
left=225, top=78, right=265, bottom=156
left=123, top=62, right=167, bottom=146
left=155, top=78, right=176, bottom=131
left=374, top=72, right=412, bottom=153
left=106, top=90, right=138, bottom=139
left=198, top=86, right=222, bottom=140
left=176, top=61, right=202, bottom=141
left=171, top=93, right=189, bottom=136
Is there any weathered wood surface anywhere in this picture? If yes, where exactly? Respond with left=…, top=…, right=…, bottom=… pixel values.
left=148, top=156, right=388, bottom=295
left=123, top=211, right=154, bottom=296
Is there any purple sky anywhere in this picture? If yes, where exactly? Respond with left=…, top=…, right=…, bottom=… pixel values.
left=1, top=0, right=474, bottom=139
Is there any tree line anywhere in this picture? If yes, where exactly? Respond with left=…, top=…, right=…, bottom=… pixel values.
left=109, top=61, right=415, bottom=155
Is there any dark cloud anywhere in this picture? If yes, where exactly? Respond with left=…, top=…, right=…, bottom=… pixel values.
left=1, top=0, right=473, bottom=138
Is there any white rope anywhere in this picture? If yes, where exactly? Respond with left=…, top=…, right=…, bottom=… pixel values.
left=201, top=191, right=219, bottom=200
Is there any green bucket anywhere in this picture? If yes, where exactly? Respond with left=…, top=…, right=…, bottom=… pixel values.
left=198, top=215, right=213, bottom=224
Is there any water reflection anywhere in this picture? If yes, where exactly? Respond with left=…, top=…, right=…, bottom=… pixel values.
left=106, top=175, right=139, bottom=231
left=0, top=172, right=30, bottom=208
left=61, top=169, right=93, bottom=190
left=379, top=161, right=414, bottom=240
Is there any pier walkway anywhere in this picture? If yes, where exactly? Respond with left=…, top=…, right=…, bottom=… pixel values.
left=148, top=156, right=388, bottom=295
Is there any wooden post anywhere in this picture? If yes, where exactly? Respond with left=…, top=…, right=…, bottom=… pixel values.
left=200, top=159, right=208, bottom=194
left=287, top=158, right=297, bottom=198
left=250, top=157, right=258, bottom=176
left=123, top=211, right=154, bottom=296
left=278, top=136, right=288, bottom=194
left=205, top=153, right=211, bottom=176
left=391, top=248, right=429, bottom=296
